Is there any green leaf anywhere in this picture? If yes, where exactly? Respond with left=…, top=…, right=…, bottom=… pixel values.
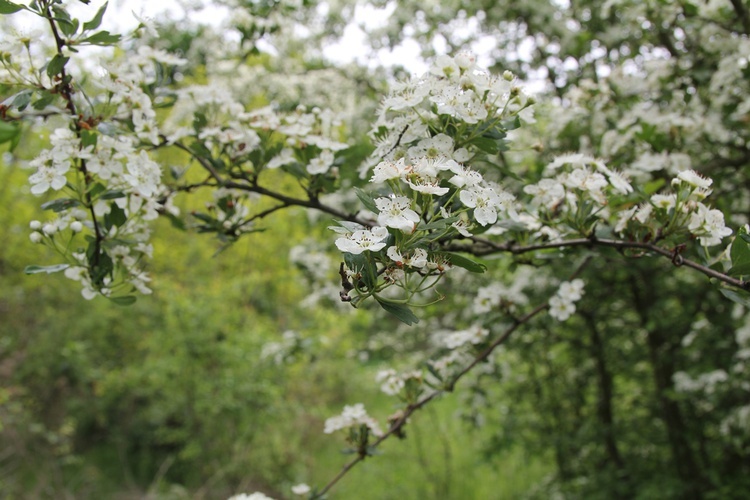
left=100, top=190, right=126, bottom=200
left=344, top=252, right=378, bottom=289
left=0, top=121, right=20, bottom=145
left=110, top=295, right=137, bottom=306
left=51, top=6, right=77, bottom=36
left=416, top=216, right=458, bottom=231
left=643, top=179, right=666, bottom=195
left=79, top=30, right=121, bottom=46
left=730, top=230, right=750, bottom=278
left=439, top=252, right=487, bottom=273
left=501, top=115, right=521, bottom=131
left=104, top=203, right=127, bottom=230
left=376, top=297, right=420, bottom=325
left=728, top=262, right=750, bottom=278
left=32, top=91, right=57, bottom=110
left=80, top=129, right=97, bottom=148
left=88, top=182, right=107, bottom=198
left=355, top=187, right=379, bottom=214
left=0, top=0, right=24, bottom=14
left=25, top=264, right=70, bottom=274
left=718, top=288, right=750, bottom=309
left=9, top=89, right=32, bottom=111
left=83, top=1, right=108, bottom=31
left=473, top=136, right=499, bottom=155
left=41, top=198, right=80, bottom=212
left=46, top=54, right=70, bottom=78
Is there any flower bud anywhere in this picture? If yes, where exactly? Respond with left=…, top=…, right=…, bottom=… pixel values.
left=29, top=232, right=43, bottom=243
left=29, top=220, right=42, bottom=230
left=42, top=224, right=57, bottom=235
left=70, top=221, right=83, bottom=232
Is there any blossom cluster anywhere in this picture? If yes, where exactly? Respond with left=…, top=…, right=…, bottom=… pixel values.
left=548, top=279, right=585, bottom=322
left=323, top=403, right=383, bottom=437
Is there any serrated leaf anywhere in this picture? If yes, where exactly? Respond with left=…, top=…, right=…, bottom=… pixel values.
left=46, top=54, right=70, bottom=78
left=83, top=1, right=107, bottom=31
left=355, top=187, right=379, bottom=214
left=79, top=30, right=121, bottom=46
left=110, top=295, right=137, bottom=306
left=376, top=297, right=420, bottom=325
left=0, top=0, right=24, bottom=14
left=25, top=264, right=70, bottom=274
left=439, top=252, right=487, bottom=273
left=41, top=198, right=80, bottom=212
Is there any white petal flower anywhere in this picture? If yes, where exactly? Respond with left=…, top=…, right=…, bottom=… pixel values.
left=335, top=226, right=389, bottom=254
left=291, top=484, right=311, bottom=496
left=676, top=169, right=712, bottom=189
left=375, top=196, right=420, bottom=232
left=549, top=295, right=576, bottom=321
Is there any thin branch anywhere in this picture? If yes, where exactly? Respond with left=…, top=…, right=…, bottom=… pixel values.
left=445, top=236, right=749, bottom=291
left=170, top=141, right=369, bottom=226
left=314, top=288, right=563, bottom=498
left=44, top=2, right=104, bottom=269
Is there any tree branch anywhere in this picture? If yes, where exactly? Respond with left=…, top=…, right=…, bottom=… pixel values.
left=444, top=236, right=749, bottom=291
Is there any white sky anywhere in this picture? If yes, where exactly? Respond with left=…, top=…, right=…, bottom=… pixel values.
left=52, top=0, right=427, bottom=74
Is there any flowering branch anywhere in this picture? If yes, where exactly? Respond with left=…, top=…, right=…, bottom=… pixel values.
left=446, top=236, right=749, bottom=291
left=314, top=295, right=553, bottom=498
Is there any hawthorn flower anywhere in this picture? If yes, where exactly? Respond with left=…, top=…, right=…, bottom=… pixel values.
left=376, top=196, right=420, bottom=232
left=687, top=203, right=733, bottom=246
left=675, top=169, right=712, bottom=190
left=376, top=369, right=405, bottom=395
left=227, top=494, right=275, bottom=500
left=406, top=175, right=449, bottom=195
left=444, top=324, right=489, bottom=349
left=448, top=163, right=483, bottom=188
left=335, top=226, right=389, bottom=254
left=291, top=484, right=311, bottom=496
left=386, top=246, right=428, bottom=269
left=524, top=179, right=565, bottom=209
left=460, top=186, right=515, bottom=226
left=324, top=403, right=383, bottom=437
left=558, top=279, right=585, bottom=302
left=307, top=150, right=334, bottom=175
left=28, top=152, right=69, bottom=195
left=651, top=194, right=676, bottom=210
left=549, top=279, right=585, bottom=321
left=124, top=150, right=161, bottom=197
left=371, top=158, right=410, bottom=183
left=549, top=295, right=576, bottom=321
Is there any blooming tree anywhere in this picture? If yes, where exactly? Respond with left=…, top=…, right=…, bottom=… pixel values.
left=2, top=0, right=750, bottom=497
